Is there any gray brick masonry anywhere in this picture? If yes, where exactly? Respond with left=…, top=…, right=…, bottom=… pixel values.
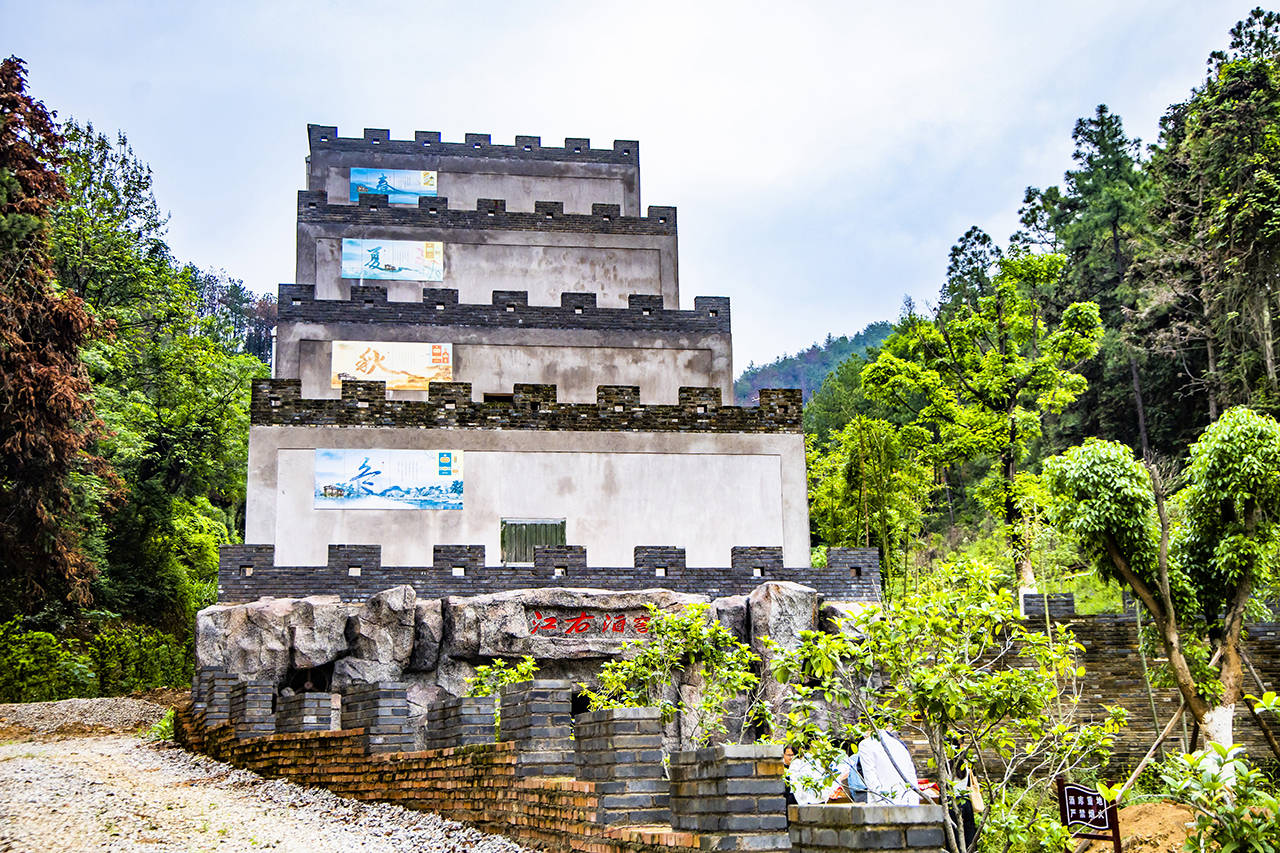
left=574, top=707, right=671, bottom=825
left=498, top=680, right=575, bottom=777
left=787, top=804, right=946, bottom=853
left=341, top=682, right=413, bottom=753
left=217, top=544, right=883, bottom=603
left=669, top=743, right=790, bottom=852
left=423, top=695, right=496, bottom=750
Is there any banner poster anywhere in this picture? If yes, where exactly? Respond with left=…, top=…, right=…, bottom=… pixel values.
left=314, top=449, right=463, bottom=510
left=331, top=341, right=452, bottom=391
left=340, top=238, right=444, bottom=281
left=349, top=168, right=438, bottom=203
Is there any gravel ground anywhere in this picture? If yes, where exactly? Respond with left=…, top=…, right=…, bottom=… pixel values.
left=0, top=698, right=168, bottom=734
left=0, top=735, right=535, bottom=853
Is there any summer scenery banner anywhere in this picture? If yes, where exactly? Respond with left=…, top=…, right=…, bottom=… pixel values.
left=314, top=449, right=463, bottom=510
left=349, top=168, right=438, bottom=203
left=331, top=341, right=452, bottom=391
left=340, top=238, right=444, bottom=281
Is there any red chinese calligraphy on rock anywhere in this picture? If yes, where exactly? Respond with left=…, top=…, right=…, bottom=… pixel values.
left=600, top=614, right=626, bottom=633
left=564, top=612, right=594, bottom=634
left=634, top=615, right=651, bottom=634
left=530, top=611, right=557, bottom=633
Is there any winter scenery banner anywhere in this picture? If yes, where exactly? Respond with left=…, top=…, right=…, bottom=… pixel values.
left=314, top=449, right=463, bottom=510
left=349, top=168, right=438, bottom=203
left=331, top=341, right=452, bottom=391
left=340, top=238, right=444, bottom=281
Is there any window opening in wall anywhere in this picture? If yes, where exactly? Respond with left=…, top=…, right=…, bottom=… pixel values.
left=655, top=566, right=667, bottom=578
left=241, top=565, right=254, bottom=577
left=484, top=393, right=514, bottom=404
left=451, top=566, right=466, bottom=577
left=501, top=518, right=566, bottom=565
left=752, top=566, right=762, bottom=578
left=348, top=566, right=362, bottom=577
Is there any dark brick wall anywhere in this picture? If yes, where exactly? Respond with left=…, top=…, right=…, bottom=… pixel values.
left=423, top=696, right=496, bottom=750
left=251, top=378, right=801, bottom=433
left=574, top=708, right=671, bottom=826
left=498, top=680, right=575, bottom=777
left=668, top=744, right=789, bottom=849
left=788, top=805, right=946, bottom=852
left=276, top=284, right=730, bottom=334
left=309, top=125, right=639, bottom=166
left=341, top=682, right=413, bottom=753
left=217, top=544, right=883, bottom=603
left=300, top=192, right=675, bottom=235
left=277, top=692, right=331, bottom=734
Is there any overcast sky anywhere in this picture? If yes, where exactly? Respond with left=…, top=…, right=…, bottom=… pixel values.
left=4, top=1, right=1249, bottom=371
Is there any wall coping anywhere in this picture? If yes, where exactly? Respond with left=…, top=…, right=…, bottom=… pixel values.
left=276, top=285, right=730, bottom=334
left=788, top=804, right=946, bottom=825
left=308, top=125, right=639, bottom=166
left=299, top=191, right=676, bottom=235
left=250, top=378, right=801, bottom=433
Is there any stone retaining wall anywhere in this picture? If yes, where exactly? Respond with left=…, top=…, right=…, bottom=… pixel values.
left=178, top=677, right=945, bottom=852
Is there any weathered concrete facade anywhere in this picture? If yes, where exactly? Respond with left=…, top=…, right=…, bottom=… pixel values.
left=239, top=124, right=812, bottom=595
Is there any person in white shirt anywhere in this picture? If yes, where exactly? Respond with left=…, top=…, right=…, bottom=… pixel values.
left=782, top=745, right=840, bottom=805
left=856, top=730, right=923, bottom=806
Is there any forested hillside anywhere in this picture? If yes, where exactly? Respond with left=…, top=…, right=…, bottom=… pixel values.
left=0, top=59, right=274, bottom=698
left=805, top=10, right=1280, bottom=599
left=733, top=322, right=892, bottom=404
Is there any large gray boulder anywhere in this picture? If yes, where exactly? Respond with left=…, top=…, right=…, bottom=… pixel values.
left=409, top=599, right=444, bottom=671
left=748, top=581, right=820, bottom=717
left=442, top=587, right=709, bottom=661
left=225, top=598, right=296, bottom=685
left=195, top=604, right=234, bottom=669
left=711, top=594, right=749, bottom=642
left=347, top=585, right=416, bottom=666
left=290, top=595, right=349, bottom=670
left=331, top=657, right=402, bottom=690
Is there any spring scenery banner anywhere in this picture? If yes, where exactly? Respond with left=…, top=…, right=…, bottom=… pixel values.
left=314, top=449, right=463, bottom=510
left=331, top=341, right=452, bottom=391
left=340, top=238, right=444, bottom=281
left=349, top=168, right=438, bottom=203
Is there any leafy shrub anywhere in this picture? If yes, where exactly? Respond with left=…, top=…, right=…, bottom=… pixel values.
left=0, top=618, right=192, bottom=702
left=580, top=603, right=763, bottom=748
left=1162, top=744, right=1280, bottom=852
left=0, top=620, right=96, bottom=702
left=466, top=655, right=539, bottom=738
left=144, top=708, right=175, bottom=740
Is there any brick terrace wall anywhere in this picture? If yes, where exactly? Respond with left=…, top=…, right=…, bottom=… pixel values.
left=1018, top=594, right=1280, bottom=772
left=230, top=680, right=275, bottom=739
left=250, top=378, right=800, bottom=433
left=788, top=805, right=946, bottom=853
left=277, top=692, right=331, bottom=734
left=218, top=544, right=881, bottom=603
left=423, top=695, right=495, bottom=750
left=340, top=682, right=413, bottom=753
left=277, top=284, right=730, bottom=334
left=668, top=744, right=790, bottom=851
left=575, top=708, right=670, bottom=826
left=499, top=680, right=576, bottom=778
left=175, top=712, right=701, bottom=853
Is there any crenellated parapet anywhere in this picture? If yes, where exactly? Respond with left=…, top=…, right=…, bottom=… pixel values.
left=308, top=125, right=639, bottom=166
left=299, top=191, right=676, bottom=234
left=250, top=378, right=801, bottom=432
left=276, top=284, right=730, bottom=333
left=217, top=543, right=881, bottom=602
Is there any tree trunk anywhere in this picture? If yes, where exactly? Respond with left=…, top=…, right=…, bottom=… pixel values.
left=1128, top=354, right=1150, bottom=459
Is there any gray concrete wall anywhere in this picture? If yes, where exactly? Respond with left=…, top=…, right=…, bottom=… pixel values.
left=245, top=426, right=808, bottom=568
left=302, top=229, right=677, bottom=309
left=298, top=340, right=718, bottom=404
left=322, top=166, right=631, bottom=216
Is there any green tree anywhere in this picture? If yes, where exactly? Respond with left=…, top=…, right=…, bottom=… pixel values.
left=0, top=57, right=113, bottom=618
left=48, top=121, right=266, bottom=631
left=806, top=417, right=933, bottom=597
left=862, top=253, right=1103, bottom=590
left=1135, top=9, right=1280, bottom=422
left=1044, top=407, right=1280, bottom=749
left=770, top=560, right=1123, bottom=853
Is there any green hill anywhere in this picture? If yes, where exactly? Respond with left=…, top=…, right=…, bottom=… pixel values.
left=734, top=322, right=893, bottom=405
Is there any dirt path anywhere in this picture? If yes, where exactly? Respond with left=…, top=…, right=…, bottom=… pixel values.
left=0, top=735, right=532, bottom=853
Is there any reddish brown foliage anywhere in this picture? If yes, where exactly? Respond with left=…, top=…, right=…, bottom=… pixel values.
left=0, top=56, right=112, bottom=613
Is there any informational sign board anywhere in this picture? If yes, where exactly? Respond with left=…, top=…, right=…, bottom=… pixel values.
left=1056, top=777, right=1121, bottom=853
left=349, top=168, right=437, bottom=203
left=526, top=608, right=653, bottom=637
left=340, top=238, right=444, bottom=281
left=314, top=449, right=463, bottom=510
left=331, top=341, right=452, bottom=391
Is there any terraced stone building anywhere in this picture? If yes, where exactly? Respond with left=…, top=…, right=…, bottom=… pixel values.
left=222, top=125, right=825, bottom=597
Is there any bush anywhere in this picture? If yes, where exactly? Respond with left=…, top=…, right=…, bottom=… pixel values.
left=1162, top=744, right=1280, bottom=852
left=0, top=618, right=193, bottom=703
left=466, top=655, right=539, bottom=738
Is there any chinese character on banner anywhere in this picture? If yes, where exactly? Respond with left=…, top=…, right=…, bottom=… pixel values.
left=564, top=612, right=593, bottom=634
left=530, top=611, right=557, bottom=633
left=355, top=347, right=387, bottom=375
